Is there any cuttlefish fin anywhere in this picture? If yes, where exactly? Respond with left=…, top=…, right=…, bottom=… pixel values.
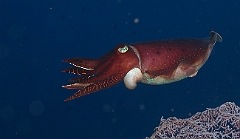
left=209, top=31, right=222, bottom=46
left=189, top=71, right=198, bottom=77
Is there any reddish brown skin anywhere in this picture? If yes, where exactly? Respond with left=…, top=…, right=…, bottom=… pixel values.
left=62, top=35, right=217, bottom=101
left=62, top=44, right=139, bottom=101
left=132, top=38, right=210, bottom=77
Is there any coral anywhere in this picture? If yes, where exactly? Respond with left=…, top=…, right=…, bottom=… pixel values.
left=146, top=102, right=240, bottom=139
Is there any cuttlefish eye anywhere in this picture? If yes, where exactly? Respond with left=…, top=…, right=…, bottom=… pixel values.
left=118, top=45, right=128, bottom=53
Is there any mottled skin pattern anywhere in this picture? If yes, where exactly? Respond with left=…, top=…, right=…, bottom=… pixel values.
left=62, top=31, right=222, bottom=101
left=131, top=38, right=213, bottom=84
left=134, top=39, right=209, bottom=75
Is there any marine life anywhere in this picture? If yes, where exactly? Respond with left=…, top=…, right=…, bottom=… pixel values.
left=146, top=102, right=240, bottom=138
left=62, top=31, right=222, bottom=101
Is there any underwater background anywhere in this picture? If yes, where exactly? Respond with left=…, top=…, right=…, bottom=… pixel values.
left=0, top=0, right=240, bottom=139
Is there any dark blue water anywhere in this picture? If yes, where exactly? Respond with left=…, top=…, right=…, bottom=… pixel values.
left=0, top=0, right=239, bottom=139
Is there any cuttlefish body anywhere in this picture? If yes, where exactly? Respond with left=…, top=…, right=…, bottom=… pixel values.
left=62, top=31, right=222, bottom=101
